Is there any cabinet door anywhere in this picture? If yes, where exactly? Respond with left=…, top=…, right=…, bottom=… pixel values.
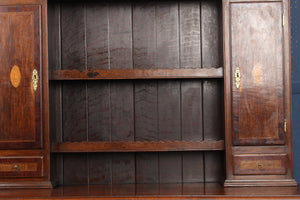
left=231, top=2, right=285, bottom=145
left=0, top=5, right=42, bottom=149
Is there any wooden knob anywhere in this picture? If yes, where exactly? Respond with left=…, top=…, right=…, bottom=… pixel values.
left=13, top=165, right=19, bottom=170
left=258, top=163, right=263, bottom=169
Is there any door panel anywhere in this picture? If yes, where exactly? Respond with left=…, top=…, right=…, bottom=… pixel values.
left=231, top=2, right=285, bottom=145
left=0, top=5, right=42, bottom=149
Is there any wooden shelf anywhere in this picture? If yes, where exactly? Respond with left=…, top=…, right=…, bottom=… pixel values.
left=51, top=140, right=224, bottom=153
left=50, top=68, right=223, bottom=80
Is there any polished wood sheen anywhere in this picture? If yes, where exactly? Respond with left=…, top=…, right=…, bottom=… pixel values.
left=0, top=5, right=42, bottom=149
left=231, top=2, right=285, bottom=145
left=0, top=157, right=43, bottom=177
left=0, top=184, right=299, bottom=199
left=233, top=154, right=287, bottom=175
left=223, top=0, right=296, bottom=187
left=51, top=140, right=225, bottom=153
left=0, top=0, right=51, bottom=189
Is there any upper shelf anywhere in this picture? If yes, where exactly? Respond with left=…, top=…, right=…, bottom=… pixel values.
left=50, top=68, right=223, bottom=80
left=51, top=140, right=225, bottom=153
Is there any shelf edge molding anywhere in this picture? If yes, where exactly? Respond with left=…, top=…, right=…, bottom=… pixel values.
left=51, top=140, right=225, bottom=153
left=50, top=68, right=223, bottom=80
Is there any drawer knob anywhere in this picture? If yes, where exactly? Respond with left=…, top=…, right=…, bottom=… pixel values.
left=258, top=163, right=263, bottom=169
left=13, top=165, right=19, bottom=170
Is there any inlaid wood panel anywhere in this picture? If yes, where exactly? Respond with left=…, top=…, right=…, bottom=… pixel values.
left=0, top=157, right=43, bottom=177
left=233, top=154, right=287, bottom=175
left=0, top=5, right=42, bottom=149
left=230, top=2, right=285, bottom=145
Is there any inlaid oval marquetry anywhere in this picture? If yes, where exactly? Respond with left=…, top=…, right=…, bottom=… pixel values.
left=10, top=65, right=21, bottom=88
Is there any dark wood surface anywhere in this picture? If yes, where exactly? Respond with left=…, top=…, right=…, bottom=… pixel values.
left=0, top=156, right=43, bottom=177
left=233, top=154, right=287, bottom=175
left=50, top=68, right=223, bottom=80
left=0, top=184, right=300, bottom=199
left=231, top=2, right=285, bottom=146
left=223, top=0, right=295, bottom=187
left=0, top=0, right=51, bottom=188
left=51, top=140, right=225, bottom=153
left=0, top=5, right=42, bottom=149
left=48, top=0, right=224, bottom=186
left=0, top=0, right=296, bottom=193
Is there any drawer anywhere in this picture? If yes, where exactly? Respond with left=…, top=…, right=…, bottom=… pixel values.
left=233, top=154, right=287, bottom=175
left=0, top=157, right=43, bottom=177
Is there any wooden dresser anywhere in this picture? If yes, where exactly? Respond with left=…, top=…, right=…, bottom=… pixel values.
left=0, top=0, right=298, bottom=198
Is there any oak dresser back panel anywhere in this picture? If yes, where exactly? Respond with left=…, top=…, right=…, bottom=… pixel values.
left=48, top=0, right=224, bottom=185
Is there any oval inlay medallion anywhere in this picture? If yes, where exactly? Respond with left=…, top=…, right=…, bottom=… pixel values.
left=10, top=65, right=21, bottom=88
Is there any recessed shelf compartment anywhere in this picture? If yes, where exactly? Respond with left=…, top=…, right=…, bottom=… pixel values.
left=48, top=0, right=225, bottom=187
left=52, top=140, right=225, bottom=153
left=50, top=68, right=223, bottom=80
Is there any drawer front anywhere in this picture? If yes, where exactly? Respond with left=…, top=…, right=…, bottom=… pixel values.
left=0, top=157, right=43, bottom=177
left=233, top=154, right=287, bottom=175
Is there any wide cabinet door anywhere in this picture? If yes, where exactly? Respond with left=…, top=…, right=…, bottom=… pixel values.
left=230, top=1, right=285, bottom=145
left=0, top=5, right=42, bottom=149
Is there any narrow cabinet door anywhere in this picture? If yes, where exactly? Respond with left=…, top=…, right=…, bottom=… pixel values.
left=0, top=5, right=42, bottom=149
left=231, top=2, right=285, bottom=145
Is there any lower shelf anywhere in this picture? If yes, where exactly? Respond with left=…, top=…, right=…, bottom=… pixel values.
left=0, top=183, right=300, bottom=199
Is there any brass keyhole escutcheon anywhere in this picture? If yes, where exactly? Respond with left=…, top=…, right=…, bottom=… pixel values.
left=13, top=165, right=19, bottom=170
left=32, top=69, right=39, bottom=92
left=258, top=163, right=263, bottom=169
left=235, top=67, right=241, bottom=89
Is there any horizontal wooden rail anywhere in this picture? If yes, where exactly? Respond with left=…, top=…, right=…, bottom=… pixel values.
left=51, top=140, right=225, bottom=153
left=50, top=68, right=223, bottom=80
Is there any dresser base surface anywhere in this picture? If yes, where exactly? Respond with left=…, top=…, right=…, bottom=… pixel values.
left=224, top=179, right=298, bottom=187
left=0, top=183, right=299, bottom=199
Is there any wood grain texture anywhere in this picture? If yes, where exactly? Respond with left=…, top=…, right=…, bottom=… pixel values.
left=50, top=68, right=223, bottom=80
left=47, top=0, right=225, bottom=186
left=0, top=157, right=43, bottom=177
left=86, top=2, right=109, bottom=70
left=52, top=140, right=225, bottom=153
left=48, top=2, right=63, bottom=185
left=156, top=2, right=182, bottom=183
left=85, top=2, right=112, bottom=186
left=231, top=2, right=284, bottom=145
left=0, top=0, right=51, bottom=188
left=179, top=1, right=204, bottom=183
left=60, top=3, right=88, bottom=186
left=61, top=3, right=87, bottom=142
left=223, top=0, right=295, bottom=187
left=109, top=2, right=135, bottom=184
left=233, top=154, right=287, bottom=175
left=135, top=81, right=158, bottom=183
left=0, top=5, right=41, bottom=149
left=1, top=184, right=300, bottom=199
left=201, top=0, right=224, bottom=183
left=132, top=2, right=158, bottom=184
left=158, top=81, right=181, bottom=183
left=88, top=153, right=112, bottom=185
left=63, top=154, right=88, bottom=185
